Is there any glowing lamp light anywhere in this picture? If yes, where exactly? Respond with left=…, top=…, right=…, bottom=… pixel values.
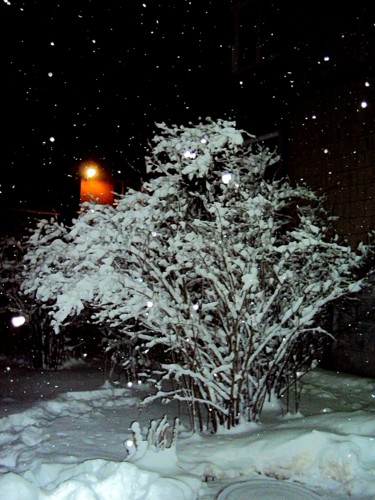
left=86, top=167, right=97, bottom=178
left=11, top=315, right=26, bottom=328
left=79, top=161, right=115, bottom=205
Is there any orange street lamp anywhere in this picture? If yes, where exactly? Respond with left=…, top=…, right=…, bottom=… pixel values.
left=86, top=166, right=97, bottom=178
left=79, top=161, right=114, bottom=205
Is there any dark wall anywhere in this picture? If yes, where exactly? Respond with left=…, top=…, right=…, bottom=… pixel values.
left=287, top=78, right=375, bottom=246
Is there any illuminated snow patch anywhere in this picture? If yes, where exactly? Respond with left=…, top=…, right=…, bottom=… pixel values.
left=221, top=172, right=232, bottom=184
left=183, top=150, right=197, bottom=159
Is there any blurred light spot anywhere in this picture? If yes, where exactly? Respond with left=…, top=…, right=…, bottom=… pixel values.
left=11, top=315, right=26, bottom=327
left=222, top=172, right=232, bottom=184
left=86, top=167, right=96, bottom=178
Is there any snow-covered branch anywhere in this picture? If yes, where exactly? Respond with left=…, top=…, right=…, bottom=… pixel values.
left=20, top=118, right=369, bottom=429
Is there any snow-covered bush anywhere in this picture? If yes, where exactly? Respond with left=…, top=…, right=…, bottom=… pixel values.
left=21, top=118, right=367, bottom=430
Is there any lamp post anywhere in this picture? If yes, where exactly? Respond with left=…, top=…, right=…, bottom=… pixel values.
left=79, top=162, right=114, bottom=205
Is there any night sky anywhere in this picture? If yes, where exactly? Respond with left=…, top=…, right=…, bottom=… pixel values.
left=2, top=0, right=234, bottom=215
left=1, top=1, right=373, bottom=220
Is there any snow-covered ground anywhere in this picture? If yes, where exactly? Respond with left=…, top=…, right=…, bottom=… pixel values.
left=1, top=359, right=375, bottom=499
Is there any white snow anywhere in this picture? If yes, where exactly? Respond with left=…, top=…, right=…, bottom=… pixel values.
left=1, top=361, right=375, bottom=499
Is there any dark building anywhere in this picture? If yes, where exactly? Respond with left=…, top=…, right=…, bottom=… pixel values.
left=231, top=1, right=375, bottom=375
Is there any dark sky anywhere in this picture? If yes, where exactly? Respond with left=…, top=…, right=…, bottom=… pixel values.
left=1, top=0, right=235, bottom=213
left=1, top=0, right=373, bottom=218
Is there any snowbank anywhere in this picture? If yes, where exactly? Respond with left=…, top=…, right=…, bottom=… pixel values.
left=1, top=367, right=375, bottom=498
